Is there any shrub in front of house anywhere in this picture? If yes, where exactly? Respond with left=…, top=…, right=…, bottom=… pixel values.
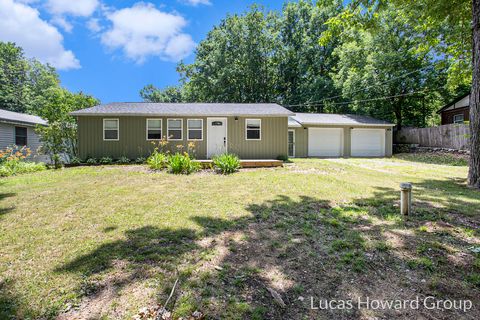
left=212, top=153, right=241, bottom=174
left=70, top=156, right=82, bottom=166
left=116, top=156, right=130, bottom=164
left=99, top=157, right=113, bottom=165
left=86, top=158, right=97, bottom=165
left=167, top=153, right=200, bottom=175
left=147, top=151, right=167, bottom=170
left=135, top=157, right=146, bottom=164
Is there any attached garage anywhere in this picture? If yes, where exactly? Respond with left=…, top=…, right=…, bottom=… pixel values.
left=308, top=128, right=343, bottom=157
left=288, top=113, right=394, bottom=158
left=351, top=129, right=386, bottom=157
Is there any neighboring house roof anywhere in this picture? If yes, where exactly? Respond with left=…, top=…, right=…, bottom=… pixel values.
left=437, top=93, right=470, bottom=114
left=290, top=113, right=394, bottom=127
left=71, top=103, right=295, bottom=117
left=0, top=109, right=47, bottom=126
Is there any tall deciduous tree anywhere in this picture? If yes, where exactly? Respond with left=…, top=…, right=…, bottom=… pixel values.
left=329, top=5, right=445, bottom=128
left=178, top=5, right=280, bottom=103
left=277, top=0, right=343, bottom=111
left=0, top=42, right=59, bottom=113
left=35, top=87, right=98, bottom=161
left=386, top=0, right=478, bottom=187
left=469, top=0, right=479, bottom=187
left=140, top=85, right=184, bottom=103
left=141, top=1, right=344, bottom=111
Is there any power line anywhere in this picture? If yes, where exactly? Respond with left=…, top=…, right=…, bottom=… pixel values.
left=289, top=89, right=430, bottom=109
left=287, top=66, right=431, bottom=108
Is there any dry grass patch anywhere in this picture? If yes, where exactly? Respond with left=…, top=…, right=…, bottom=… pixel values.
left=0, top=158, right=479, bottom=319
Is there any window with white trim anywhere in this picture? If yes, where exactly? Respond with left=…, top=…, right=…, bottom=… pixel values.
left=146, top=119, right=162, bottom=140
left=167, top=119, right=183, bottom=140
left=246, top=119, right=261, bottom=140
left=187, top=119, right=203, bottom=140
left=103, top=119, right=119, bottom=141
left=453, top=114, right=464, bottom=124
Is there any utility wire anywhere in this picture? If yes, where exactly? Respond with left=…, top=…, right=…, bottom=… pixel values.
left=287, top=66, right=431, bottom=108
left=289, top=89, right=430, bottom=109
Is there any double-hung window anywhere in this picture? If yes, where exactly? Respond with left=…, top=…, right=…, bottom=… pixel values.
left=187, top=119, right=203, bottom=140
left=146, top=119, right=162, bottom=140
left=103, top=119, right=119, bottom=141
left=15, top=127, right=28, bottom=146
left=246, top=119, right=261, bottom=140
left=453, top=114, right=464, bottom=124
left=167, top=119, right=183, bottom=140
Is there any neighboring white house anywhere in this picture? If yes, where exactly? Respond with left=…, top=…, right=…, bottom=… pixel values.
left=0, top=109, right=48, bottom=162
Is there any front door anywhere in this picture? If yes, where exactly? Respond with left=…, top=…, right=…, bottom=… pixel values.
left=207, top=118, right=227, bottom=158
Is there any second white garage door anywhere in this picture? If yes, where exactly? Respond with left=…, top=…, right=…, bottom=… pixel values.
left=351, top=129, right=385, bottom=157
left=308, top=128, right=344, bottom=157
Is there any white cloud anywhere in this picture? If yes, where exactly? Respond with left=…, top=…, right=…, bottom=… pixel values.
left=86, top=18, right=102, bottom=32
left=182, top=0, right=211, bottom=6
left=101, top=2, right=195, bottom=63
left=51, top=16, right=73, bottom=32
left=0, top=0, right=80, bottom=70
left=46, top=0, right=99, bottom=17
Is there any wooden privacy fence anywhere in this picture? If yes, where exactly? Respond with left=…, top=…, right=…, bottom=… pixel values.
left=395, top=124, right=470, bottom=150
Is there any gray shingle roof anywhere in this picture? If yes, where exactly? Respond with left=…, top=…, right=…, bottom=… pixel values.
left=290, top=113, right=394, bottom=127
left=71, top=103, right=294, bottom=117
left=0, top=109, right=47, bottom=126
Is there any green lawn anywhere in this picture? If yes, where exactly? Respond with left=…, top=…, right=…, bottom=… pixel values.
left=1, top=155, right=479, bottom=319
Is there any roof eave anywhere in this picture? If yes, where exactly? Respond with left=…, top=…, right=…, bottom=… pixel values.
left=299, top=122, right=395, bottom=127
left=0, top=119, right=47, bottom=127
left=70, top=113, right=294, bottom=117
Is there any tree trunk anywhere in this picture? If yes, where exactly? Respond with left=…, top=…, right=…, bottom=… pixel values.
left=468, top=0, right=480, bottom=188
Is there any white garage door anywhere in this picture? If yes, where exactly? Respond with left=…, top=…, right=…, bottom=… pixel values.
left=351, top=129, right=385, bottom=157
left=308, top=128, right=344, bottom=157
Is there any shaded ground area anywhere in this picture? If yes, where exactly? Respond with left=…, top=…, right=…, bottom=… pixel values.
left=0, top=158, right=479, bottom=319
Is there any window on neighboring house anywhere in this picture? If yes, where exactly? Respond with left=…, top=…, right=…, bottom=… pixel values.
left=103, top=119, right=119, bottom=141
left=15, top=127, right=27, bottom=146
left=167, top=119, right=183, bottom=140
left=453, top=114, right=464, bottom=124
left=187, top=119, right=203, bottom=140
left=146, top=119, right=162, bottom=140
left=246, top=119, right=261, bottom=140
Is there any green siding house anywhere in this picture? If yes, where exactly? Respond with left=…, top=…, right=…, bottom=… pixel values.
left=72, top=103, right=293, bottom=160
left=71, top=103, right=394, bottom=160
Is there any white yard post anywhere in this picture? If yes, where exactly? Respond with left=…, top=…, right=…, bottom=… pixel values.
left=400, top=183, right=412, bottom=215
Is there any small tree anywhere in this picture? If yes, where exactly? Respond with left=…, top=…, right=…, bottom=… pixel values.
left=36, top=87, right=98, bottom=166
left=36, top=122, right=67, bottom=168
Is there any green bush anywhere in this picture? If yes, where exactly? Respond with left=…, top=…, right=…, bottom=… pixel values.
left=135, top=157, right=146, bottom=164
left=147, top=151, right=167, bottom=170
left=167, top=153, right=200, bottom=175
left=212, top=153, right=241, bottom=174
left=70, top=156, right=82, bottom=166
left=0, top=161, right=46, bottom=177
left=86, top=158, right=97, bottom=165
left=116, top=156, right=130, bottom=164
left=99, top=157, right=113, bottom=165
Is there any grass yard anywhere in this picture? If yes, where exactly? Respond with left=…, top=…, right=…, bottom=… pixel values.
left=1, top=154, right=479, bottom=319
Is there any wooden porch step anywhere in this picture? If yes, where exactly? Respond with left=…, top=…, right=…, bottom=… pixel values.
left=195, top=159, right=283, bottom=168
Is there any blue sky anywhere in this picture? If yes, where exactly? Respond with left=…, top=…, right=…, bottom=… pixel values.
left=0, top=0, right=286, bottom=103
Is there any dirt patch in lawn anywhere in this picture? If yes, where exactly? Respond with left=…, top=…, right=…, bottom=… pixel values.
left=58, top=194, right=479, bottom=319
